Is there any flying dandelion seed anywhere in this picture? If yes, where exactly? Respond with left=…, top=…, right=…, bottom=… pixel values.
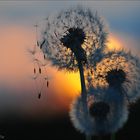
left=40, top=39, right=46, bottom=49
left=39, top=67, right=42, bottom=74
left=27, top=24, right=51, bottom=99
left=89, top=49, right=140, bottom=103
left=27, top=46, right=37, bottom=56
left=34, top=68, right=36, bottom=74
left=31, top=65, right=49, bottom=99
left=29, top=74, right=38, bottom=81
left=47, top=81, right=49, bottom=88
left=70, top=86, right=128, bottom=136
left=44, top=54, right=46, bottom=59
left=38, top=92, right=41, bottom=99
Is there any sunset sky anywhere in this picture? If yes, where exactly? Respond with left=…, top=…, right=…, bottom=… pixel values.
left=0, top=1, right=140, bottom=120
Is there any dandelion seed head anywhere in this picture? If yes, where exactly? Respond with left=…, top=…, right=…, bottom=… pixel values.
left=70, top=87, right=128, bottom=135
left=60, top=28, right=86, bottom=48
left=89, top=49, right=140, bottom=103
left=60, top=27, right=87, bottom=64
left=89, top=101, right=110, bottom=119
left=40, top=6, right=108, bottom=71
left=105, top=69, right=126, bottom=87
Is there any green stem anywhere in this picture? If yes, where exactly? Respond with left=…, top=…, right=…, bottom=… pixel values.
left=111, top=133, right=116, bottom=140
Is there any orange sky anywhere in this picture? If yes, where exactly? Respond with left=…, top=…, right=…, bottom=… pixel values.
left=0, top=25, right=82, bottom=118
left=0, top=25, right=136, bottom=119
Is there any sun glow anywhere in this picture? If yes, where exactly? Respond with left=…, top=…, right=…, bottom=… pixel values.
left=53, top=34, right=124, bottom=101
left=0, top=25, right=124, bottom=115
left=107, top=34, right=123, bottom=51
left=52, top=70, right=81, bottom=99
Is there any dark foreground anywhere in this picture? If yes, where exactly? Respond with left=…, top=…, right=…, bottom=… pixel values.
left=0, top=101, right=140, bottom=140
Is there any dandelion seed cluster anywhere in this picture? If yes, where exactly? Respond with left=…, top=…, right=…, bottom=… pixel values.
left=70, top=87, right=128, bottom=135
left=90, top=50, right=140, bottom=103
left=40, top=6, right=107, bottom=71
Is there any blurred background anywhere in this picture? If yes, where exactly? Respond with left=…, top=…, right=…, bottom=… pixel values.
left=0, top=1, right=140, bottom=140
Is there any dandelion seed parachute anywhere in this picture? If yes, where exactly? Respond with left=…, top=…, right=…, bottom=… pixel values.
left=40, top=6, right=108, bottom=71
left=89, top=49, right=140, bottom=103
left=38, top=92, right=41, bottom=99
left=70, top=87, right=128, bottom=136
left=39, top=67, right=42, bottom=74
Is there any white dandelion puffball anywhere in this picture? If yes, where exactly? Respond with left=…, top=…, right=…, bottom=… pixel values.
left=39, top=6, right=108, bottom=71
left=70, top=87, right=128, bottom=136
left=90, top=49, right=140, bottom=103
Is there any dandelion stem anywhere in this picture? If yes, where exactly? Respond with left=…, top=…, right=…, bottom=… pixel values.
left=111, top=133, right=116, bottom=140
left=78, top=60, right=88, bottom=112
left=77, top=59, right=89, bottom=140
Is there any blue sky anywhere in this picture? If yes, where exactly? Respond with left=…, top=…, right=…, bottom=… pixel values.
left=0, top=1, right=140, bottom=52
left=0, top=1, right=140, bottom=37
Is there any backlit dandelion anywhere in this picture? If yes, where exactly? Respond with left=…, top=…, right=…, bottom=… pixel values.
left=90, top=49, right=140, bottom=103
left=39, top=6, right=108, bottom=71
left=70, top=86, right=128, bottom=136
left=39, top=7, right=108, bottom=129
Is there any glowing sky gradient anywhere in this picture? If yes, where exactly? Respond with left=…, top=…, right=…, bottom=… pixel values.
left=0, top=1, right=140, bottom=119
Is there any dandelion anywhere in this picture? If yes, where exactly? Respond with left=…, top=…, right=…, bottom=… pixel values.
left=39, top=6, right=107, bottom=116
left=89, top=49, right=140, bottom=103
left=40, top=6, right=107, bottom=71
left=70, top=86, right=128, bottom=136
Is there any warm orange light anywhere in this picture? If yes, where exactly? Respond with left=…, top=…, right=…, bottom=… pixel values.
left=0, top=24, right=125, bottom=117
left=52, top=70, right=81, bottom=99
left=107, top=34, right=123, bottom=50
left=65, top=72, right=81, bottom=96
left=52, top=33, right=124, bottom=102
